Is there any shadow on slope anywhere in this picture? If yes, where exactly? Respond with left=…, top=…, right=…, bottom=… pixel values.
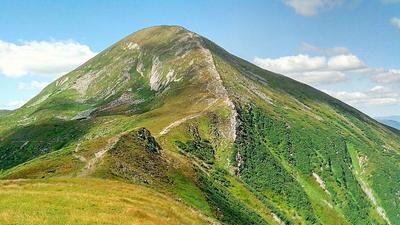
left=0, top=119, right=90, bottom=170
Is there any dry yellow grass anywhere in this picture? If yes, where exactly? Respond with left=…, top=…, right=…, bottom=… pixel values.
left=0, top=178, right=214, bottom=225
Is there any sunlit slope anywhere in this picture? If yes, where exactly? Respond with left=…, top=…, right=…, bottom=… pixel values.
left=0, top=178, right=214, bottom=225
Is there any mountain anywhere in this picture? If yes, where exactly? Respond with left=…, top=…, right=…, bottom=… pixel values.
left=379, top=120, right=400, bottom=130
left=377, top=116, right=400, bottom=121
left=0, top=110, right=11, bottom=115
left=376, top=116, right=400, bottom=130
left=0, top=26, right=399, bottom=225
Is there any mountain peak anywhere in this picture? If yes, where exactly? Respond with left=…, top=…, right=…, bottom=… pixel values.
left=0, top=26, right=399, bottom=224
left=21, top=25, right=233, bottom=124
left=129, top=25, right=190, bottom=35
left=121, top=25, right=200, bottom=51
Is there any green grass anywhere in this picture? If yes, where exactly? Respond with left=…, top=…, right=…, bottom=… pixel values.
left=0, top=178, right=213, bottom=225
left=168, top=171, right=212, bottom=215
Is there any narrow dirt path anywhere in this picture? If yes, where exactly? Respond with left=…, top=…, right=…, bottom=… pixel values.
left=78, top=136, right=120, bottom=177
left=158, top=99, right=218, bottom=137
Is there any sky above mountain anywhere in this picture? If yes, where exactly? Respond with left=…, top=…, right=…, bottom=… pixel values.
left=0, top=0, right=399, bottom=117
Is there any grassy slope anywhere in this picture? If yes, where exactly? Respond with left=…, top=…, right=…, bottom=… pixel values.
left=0, top=178, right=213, bottom=225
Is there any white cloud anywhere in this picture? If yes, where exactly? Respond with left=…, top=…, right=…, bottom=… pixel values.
left=254, top=55, right=326, bottom=73
left=370, top=85, right=385, bottom=93
left=284, top=0, right=343, bottom=16
left=0, top=40, right=97, bottom=78
left=324, top=90, right=367, bottom=101
left=6, top=99, right=27, bottom=110
left=327, top=54, right=364, bottom=71
left=324, top=88, right=399, bottom=106
left=17, top=80, right=49, bottom=91
left=253, top=43, right=400, bottom=109
left=390, top=17, right=400, bottom=29
left=254, top=45, right=400, bottom=87
left=253, top=52, right=364, bottom=84
left=376, top=69, right=400, bottom=83
left=365, top=68, right=400, bottom=84
left=291, top=71, right=347, bottom=84
left=323, top=67, right=400, bottom=107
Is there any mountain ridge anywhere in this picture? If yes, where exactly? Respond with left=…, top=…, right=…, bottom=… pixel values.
left=0, top=25, right=399, bottom=225
left=376, top=116, right=400, bottom=130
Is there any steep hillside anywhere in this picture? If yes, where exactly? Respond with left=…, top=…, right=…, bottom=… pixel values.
left=0, top=26, right=399, bottom=225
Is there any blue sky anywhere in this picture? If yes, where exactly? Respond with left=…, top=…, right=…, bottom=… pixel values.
left=0, top=0, right=399, bottom=117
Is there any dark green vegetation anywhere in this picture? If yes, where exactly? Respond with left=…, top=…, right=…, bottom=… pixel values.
left=233, top=105, right=379, bottom=224
left=234, top=106, right=318, bottom=224
left=175, top=125, right=215, bottom=164
left=0, top=26, right=399, bottom=225
left=197, top=169, right=266, bottom=225
left=0, top=119, right=89, bottom=170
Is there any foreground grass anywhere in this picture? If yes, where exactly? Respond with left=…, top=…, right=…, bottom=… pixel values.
left=0, top=178, right=213, bottom=225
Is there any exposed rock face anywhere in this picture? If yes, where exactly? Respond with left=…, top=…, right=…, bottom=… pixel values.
left=149, top=56, right=163, bottom=91
left=72, top=108, right=96, bottom=120
left=197, top=43, right=237, bottom=141
left=136, top=127, right=161, bottom=153
left=71, top=71, right=99, bottom=95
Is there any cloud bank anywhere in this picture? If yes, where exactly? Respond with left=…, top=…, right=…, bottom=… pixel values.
left=253, top=43, right=400, bottom=108
left=324, top=86, right=399, bottom=107
left=0, top=40, right=97, bottom=78
left=253, top=45, right=365, bottom=84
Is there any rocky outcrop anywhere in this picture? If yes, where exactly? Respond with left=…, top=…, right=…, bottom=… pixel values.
left=105, top=127, right=167, bottom=185
left=137, top=127, right=162, bottom=153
